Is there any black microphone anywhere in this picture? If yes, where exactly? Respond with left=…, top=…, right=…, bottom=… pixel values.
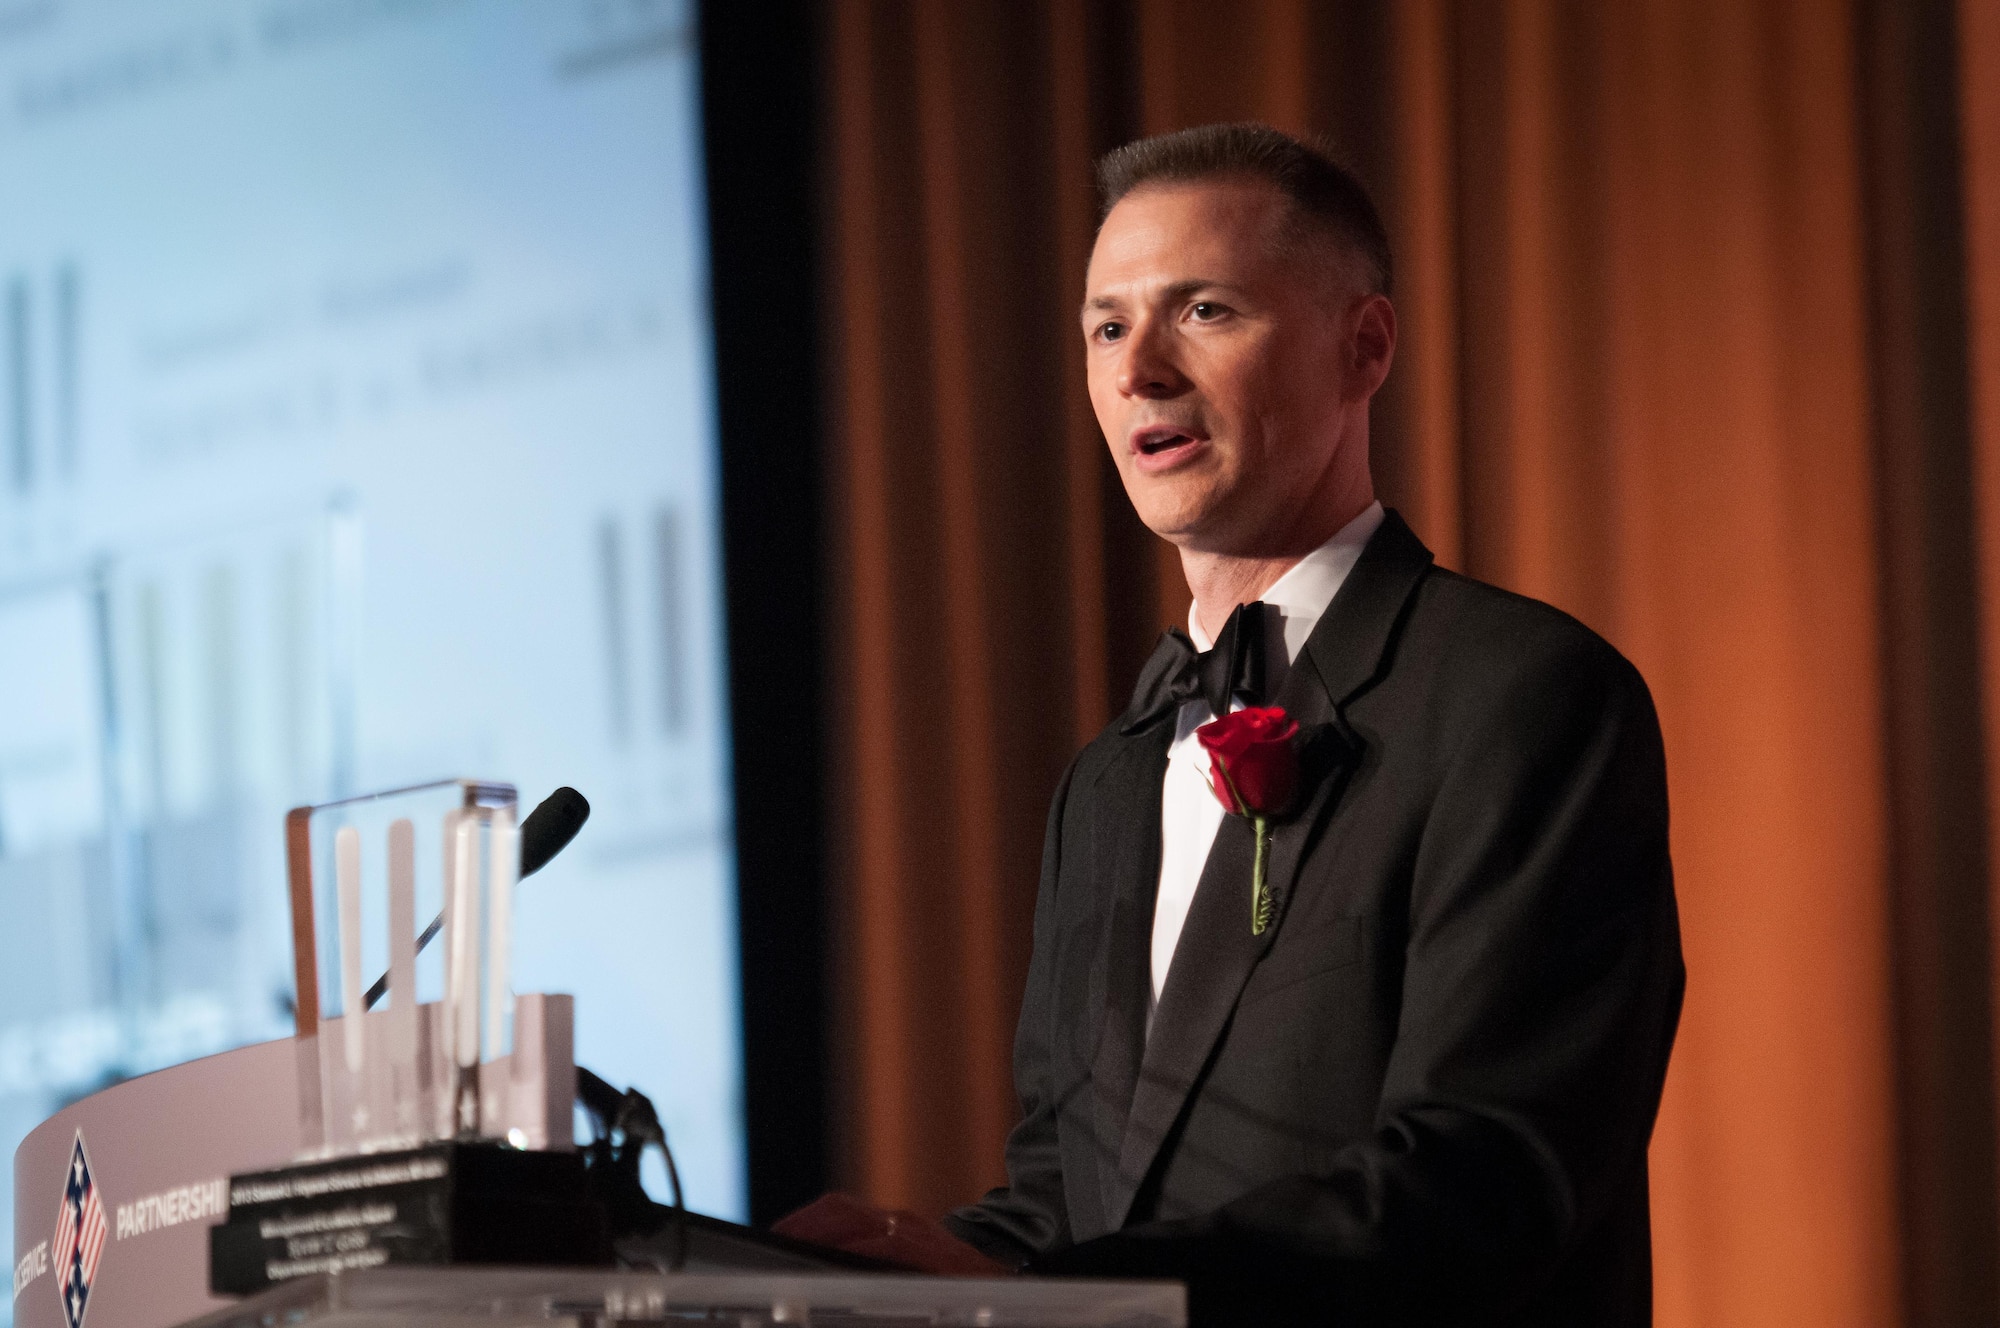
left=359, top=786, right=590, bottom=1011
left=520, top=784, right=590, bottom=878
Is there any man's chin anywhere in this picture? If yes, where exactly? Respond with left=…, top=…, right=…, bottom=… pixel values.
left=1135, top=500, right=1257, bottom=551
left=1125, top=484, right=1233, bottom=547
left=1132, top=512, right=1213, bottom=549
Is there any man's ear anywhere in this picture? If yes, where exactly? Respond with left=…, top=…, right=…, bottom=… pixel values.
left=1347, top=293, right=1396, bottom=402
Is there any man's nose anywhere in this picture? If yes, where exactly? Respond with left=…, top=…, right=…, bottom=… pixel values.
left=1115, top=320, right=1188, bottom=398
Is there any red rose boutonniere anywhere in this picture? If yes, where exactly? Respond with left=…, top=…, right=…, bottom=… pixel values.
left=1196, top=705, right=1302, bottom=935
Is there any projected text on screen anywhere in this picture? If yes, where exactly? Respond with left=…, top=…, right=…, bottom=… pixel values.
left=0, top=0, right=745, bottom=1275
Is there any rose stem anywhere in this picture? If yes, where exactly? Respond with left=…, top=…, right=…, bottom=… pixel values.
left=1252, top=815, right=1270, bottom=934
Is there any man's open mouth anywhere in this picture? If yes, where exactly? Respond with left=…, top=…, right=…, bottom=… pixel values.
left=1132, top=425, right=1205, bottom=457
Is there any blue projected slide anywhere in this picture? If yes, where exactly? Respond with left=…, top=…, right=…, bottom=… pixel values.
left=0, top=0, right=742, bottom=1285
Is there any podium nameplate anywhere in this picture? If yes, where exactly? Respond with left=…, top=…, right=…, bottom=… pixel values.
left=207, top=1141, right=610, bottom=1294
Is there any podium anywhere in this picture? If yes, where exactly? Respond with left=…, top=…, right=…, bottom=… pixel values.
left=169, top=1266, right=1184, bottom=1327
left=13, top=779, right=1184, bottom=1328
left=13, top=1032, right=1183, bottom=1328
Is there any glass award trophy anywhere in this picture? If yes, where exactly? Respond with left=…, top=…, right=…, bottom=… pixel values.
left=207, top=780, right=607, bottom=1294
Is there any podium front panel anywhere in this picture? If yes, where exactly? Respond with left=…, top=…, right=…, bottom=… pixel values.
left=14, top=996, right=572, bottom=1328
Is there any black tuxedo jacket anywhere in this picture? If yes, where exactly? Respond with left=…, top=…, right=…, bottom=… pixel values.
left=946, top=511, right=1684, bottom=1326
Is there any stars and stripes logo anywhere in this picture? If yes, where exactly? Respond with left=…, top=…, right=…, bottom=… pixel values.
left=52, top=1132, right=107, bottom=1328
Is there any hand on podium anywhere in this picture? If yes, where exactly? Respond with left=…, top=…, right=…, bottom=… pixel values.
left=773, top=1192, right=1009, bottom=1276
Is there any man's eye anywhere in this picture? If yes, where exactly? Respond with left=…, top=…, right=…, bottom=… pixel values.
left=1190, top=301, right=1222, bottom=320
left=1097, top=321, right=1126, bottom=342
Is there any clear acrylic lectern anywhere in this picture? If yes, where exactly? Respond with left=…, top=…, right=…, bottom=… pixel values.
left=171, top=1267, right=1186, bottom=1328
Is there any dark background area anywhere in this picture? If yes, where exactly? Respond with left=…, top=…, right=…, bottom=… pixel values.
left=702, top=0, right=830, bottom=1226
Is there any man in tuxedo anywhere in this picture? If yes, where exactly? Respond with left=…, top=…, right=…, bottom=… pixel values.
left=932, top=124, right=1686, bottom=1324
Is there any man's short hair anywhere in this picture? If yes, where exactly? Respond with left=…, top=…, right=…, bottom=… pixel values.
left=1096, top=123, right=1393, bottom=297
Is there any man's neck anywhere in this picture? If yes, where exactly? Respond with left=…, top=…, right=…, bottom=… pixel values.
left=1182, top=488, right=1376, bottom=641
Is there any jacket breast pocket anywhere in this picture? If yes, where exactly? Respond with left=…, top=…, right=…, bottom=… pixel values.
left=1238, top=915, right=1368, bottom=1009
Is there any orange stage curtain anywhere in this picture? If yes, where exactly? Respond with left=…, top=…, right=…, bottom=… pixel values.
left=821, top=1, right=2000, bottom=1322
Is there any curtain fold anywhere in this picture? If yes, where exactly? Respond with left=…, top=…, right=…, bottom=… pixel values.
left=821, top=2, right=2000, bottom=1321
left=824, top=0, right=1161, bottom=1215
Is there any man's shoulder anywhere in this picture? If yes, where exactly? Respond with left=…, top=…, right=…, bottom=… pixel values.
left=1063, top=711, right=1164, bottom=800
left=1380, top=565, right=1658, bottom=754
left=1402, top=564, right=1642, bottom=689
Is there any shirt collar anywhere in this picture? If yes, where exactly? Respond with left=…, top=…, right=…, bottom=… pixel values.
left=1187, top=500, right=1385, bottom=664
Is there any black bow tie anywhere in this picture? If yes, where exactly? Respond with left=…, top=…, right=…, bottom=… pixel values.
left=1119, top=601, right=1270, bottom=734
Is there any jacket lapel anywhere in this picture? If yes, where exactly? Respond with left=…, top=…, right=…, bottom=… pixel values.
left=1085, top=721, right=1171, bottom=1225
left=1298, top=509, right=1437, bottom=709
left=1102, top=509, right=1436, bottom=1227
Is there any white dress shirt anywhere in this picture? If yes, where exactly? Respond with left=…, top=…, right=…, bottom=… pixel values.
left=1149, top=501, right=1384, bottom=1018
